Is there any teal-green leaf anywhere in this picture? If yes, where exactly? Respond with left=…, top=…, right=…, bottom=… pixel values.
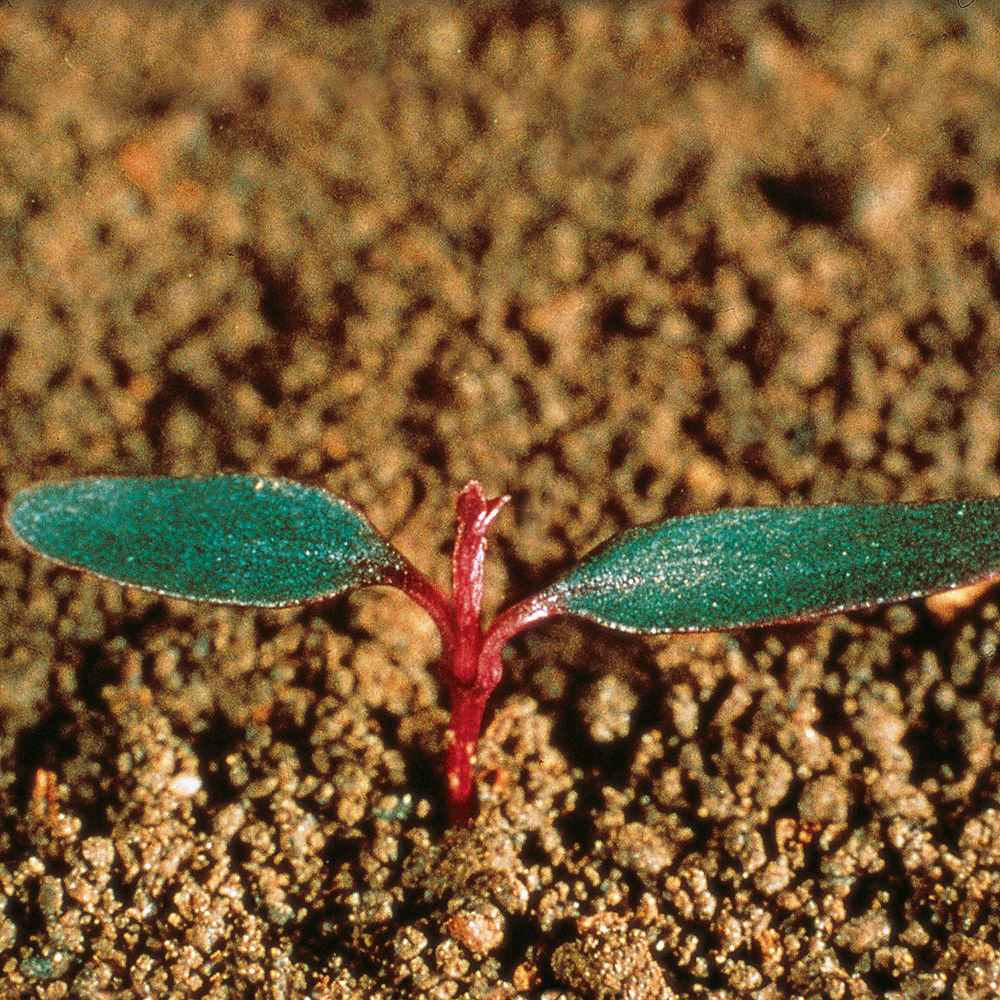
left=6, top=475, right=407, bottom=606
left=541, top=500, right=1000, bottom=633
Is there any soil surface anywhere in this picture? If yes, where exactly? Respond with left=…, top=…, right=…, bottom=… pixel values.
left=3, top=4, right=1000, bottom=999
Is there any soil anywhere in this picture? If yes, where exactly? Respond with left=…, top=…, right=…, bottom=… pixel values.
left=3, top=4, right=1000, bottom=998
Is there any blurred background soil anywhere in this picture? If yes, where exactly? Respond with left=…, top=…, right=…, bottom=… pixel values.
left=2, top=3, right=1000, bottom=998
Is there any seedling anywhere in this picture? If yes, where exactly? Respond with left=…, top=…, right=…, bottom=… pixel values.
left=7, top=475, right=1000, bottom=823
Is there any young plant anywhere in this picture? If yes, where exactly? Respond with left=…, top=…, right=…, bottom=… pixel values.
left=7, top=475, right=1000, bottom=824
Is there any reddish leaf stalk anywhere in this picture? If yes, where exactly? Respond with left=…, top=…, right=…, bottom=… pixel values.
left=394, top=481, right=562, bottom=824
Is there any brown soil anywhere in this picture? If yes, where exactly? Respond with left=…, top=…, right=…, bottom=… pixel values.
left=3, top=4, right=1000, bottom=998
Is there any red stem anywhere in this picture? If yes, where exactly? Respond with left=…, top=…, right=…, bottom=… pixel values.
left=450, top=482, right=508, bottom=685
left=443, top=690, right=489, bottom=826
left=392, top=482, right=564, bottom=824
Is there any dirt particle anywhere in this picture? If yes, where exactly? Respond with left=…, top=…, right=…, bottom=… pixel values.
left=798, top=774, right=849, bottom=825
left=551, top=912, right=674, bottom=1000
left=834, top=909, right=891, bottom=954
left=610, top=821, right=677, bottom=877
left=578, top=674, right=638, bottom=743
left=393, top=925, right=429, bottom=962
left=447, top=904, right=505, bottom=955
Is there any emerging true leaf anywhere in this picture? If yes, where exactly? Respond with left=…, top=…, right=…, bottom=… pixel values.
left=6, top=475, right=407, bottom=606
left=540, top=500, right=1000, bottom=633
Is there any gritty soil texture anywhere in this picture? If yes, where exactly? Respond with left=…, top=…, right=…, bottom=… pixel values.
left=2, top=3, right=1000, bottom=999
